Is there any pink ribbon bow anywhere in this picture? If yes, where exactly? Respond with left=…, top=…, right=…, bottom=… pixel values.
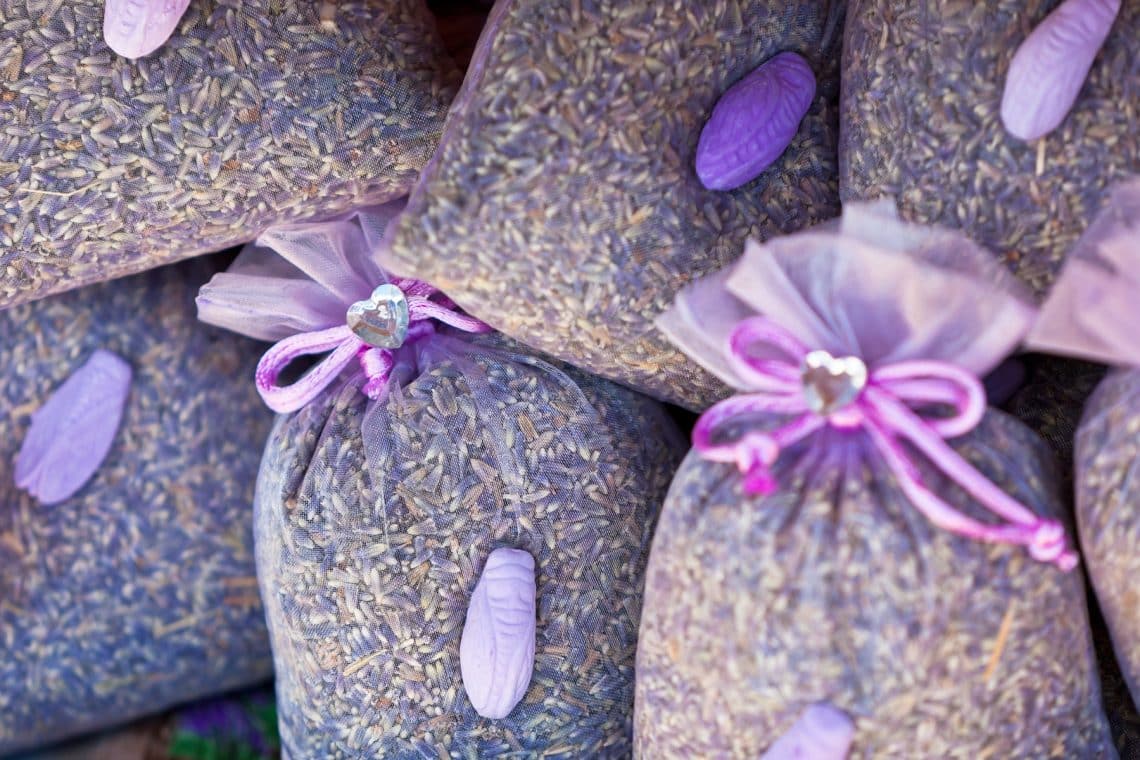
left=693, top=316, right=1078, bottom=571
left=255, top=279, right=492, bottom=414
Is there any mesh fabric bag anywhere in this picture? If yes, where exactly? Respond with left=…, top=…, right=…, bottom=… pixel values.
left=197, top=206, right=684, bottom=758
left=0, top=256, right=274, bottom=754
left=634, top=202, right=1114, bottom=758
left=384, top=0, right=844, bottom=411
left=0, top=0, right=458, bottom=308
left=1026, top=178, right=1140, bottom=717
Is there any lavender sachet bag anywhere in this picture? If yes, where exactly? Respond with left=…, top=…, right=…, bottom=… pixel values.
left=384, top=0, right=844, bottom=411
left=634, top=201, right=1113, bottom=758
left=840, top=0, right=1139, bottom=462
left=197, top=203, right=684, bottom=758
left=0, top=0, right=458, bottom=308
left=0, top=257, right=274, bottom=754
left=1024, top=177, right=1140, bottom=709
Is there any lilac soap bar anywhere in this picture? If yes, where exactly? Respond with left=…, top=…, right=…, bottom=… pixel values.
left=760, top=703, right=855, bottom=760
left=103, top=0, right=192, bottom=59
left=696, top=51, right=817, bottom=191
left=15, top=349, right=132, bottom=505
left=459, top=548, right=536, bottom=720
left=1001, top=0, right=1121, bottom=141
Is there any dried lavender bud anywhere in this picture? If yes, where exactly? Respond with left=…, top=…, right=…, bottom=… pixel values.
left=0, top=0, right=458, bottom=308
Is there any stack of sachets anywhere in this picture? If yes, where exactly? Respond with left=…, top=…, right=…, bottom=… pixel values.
left=0, top=0, right=467, bottom=751
left=0, top=257, right=274, bottom=754
left=8, top=0, right=1140, bottom=756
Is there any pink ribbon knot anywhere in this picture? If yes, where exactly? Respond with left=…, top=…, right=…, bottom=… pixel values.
left=255, top=279, right=491, bottom=414
left=693, top=316, right=1078, bottom=571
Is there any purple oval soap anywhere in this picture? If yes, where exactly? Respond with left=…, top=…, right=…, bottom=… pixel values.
left=1001, top=0, right=1120, bottom=142
left=696, top=51, right=817, bottom=192
left=15, top=349, right=132, bottom=505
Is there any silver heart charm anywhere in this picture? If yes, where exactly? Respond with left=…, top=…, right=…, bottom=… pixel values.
left=346, top=284, right=410, bottom=349
left=801, top=350, right=868, bottom=415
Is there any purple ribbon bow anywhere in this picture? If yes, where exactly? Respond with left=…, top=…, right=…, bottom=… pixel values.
left=693, top=316, right=1077, bottom=571
left=256, top=279, right=491, bottom=414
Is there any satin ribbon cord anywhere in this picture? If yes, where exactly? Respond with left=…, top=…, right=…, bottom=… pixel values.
left=692, top=316, right=1078, bottom=571
left=255, top=280, right=492, bottom=414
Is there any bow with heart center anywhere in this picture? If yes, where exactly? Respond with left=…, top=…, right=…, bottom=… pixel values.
left=693, top=315, right=1077, bottom=570
left=254, top=278, right=492, bottom=413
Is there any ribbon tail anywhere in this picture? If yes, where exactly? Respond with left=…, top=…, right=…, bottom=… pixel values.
left=694, top=394, right=823, bottom=496
left=870, top=389, right=1047, bottom=527
left=864, top=409, right=1077, bottom=571
left=359, top=347, right=396, bottom=400
left=407, top=296, right=494, bottom=334
left=256, top=325, right=362, bottom=413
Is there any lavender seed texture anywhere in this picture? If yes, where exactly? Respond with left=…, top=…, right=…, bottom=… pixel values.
left=0, top=255, right=274, bottom=754
left=387, top=0, right=844, bottom=411
left=0, top=0, right=458, bottom=308
left=257, top=335, right=684, bottom=757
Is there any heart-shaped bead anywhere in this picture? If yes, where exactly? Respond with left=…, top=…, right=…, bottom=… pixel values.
left=346, top=284, right=410, bottom=349
left=801, top=350, right=867, bottom=415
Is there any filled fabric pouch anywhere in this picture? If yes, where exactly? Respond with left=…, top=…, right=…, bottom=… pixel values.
left=197, top=203, right=684, bottom=758
left=634, top=201, right=1113, bottom=758
left=384, top=0, right=845, bottom=410
left=1025, top=177, right=1140, bottom=714
left=0, top=0, right=458, bottom=307
left=0, top=256, right=274, bottom=754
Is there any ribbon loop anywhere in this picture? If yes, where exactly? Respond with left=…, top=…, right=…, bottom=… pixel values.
left=254, top=279, right=492, bottom=414
left=693, top=316, right=1078, bottom=571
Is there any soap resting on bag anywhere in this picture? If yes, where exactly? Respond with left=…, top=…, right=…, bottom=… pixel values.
left=839, top=0, right=1139, bottom=461
left=385, top=0, right=843, bottom=411
left=635, top=201, right=1113, bottom=757
left=257, top=343, right=682, bottom=757
left=840, top=0, right=1138, bottom=296
left=196, top=207, right=685, bottom=757
left=637, top=415, right=1112, bottom=758
left=0, top=257, right=274, bottom=754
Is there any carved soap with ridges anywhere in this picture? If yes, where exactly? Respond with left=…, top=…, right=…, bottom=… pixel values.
left=696, top=51, right=817, bottom=191
left=459, top=548, right=536, bottom=720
